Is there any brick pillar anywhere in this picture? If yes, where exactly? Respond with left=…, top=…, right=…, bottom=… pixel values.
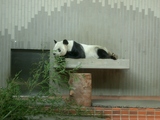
left=69, top=73, right=92, bottom=107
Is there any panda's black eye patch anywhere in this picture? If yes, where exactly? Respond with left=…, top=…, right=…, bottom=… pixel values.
left=58, top=48, right=61, bottom=52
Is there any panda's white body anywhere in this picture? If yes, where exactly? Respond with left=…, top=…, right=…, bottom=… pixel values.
left=79, top=43, right=108, bottom=58
left=53, top=39, right=117, bottom=60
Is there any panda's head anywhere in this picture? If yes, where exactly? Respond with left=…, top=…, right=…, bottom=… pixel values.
left=53, top=39, right=69, bottom=56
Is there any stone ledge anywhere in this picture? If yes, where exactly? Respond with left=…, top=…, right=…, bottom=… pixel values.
left=64, top=58, right=129, bottom=69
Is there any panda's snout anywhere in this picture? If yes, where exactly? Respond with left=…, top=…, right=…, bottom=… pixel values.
left=53, top=53, right=56, bottom=56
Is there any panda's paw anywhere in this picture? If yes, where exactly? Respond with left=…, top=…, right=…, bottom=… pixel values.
left=111, top=53, right=118, bottom=60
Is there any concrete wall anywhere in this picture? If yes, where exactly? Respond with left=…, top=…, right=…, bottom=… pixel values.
left=0, top=0, right=160, bottom=96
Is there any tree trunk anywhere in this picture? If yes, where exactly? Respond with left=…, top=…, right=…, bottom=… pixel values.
left=68, top=73, right=92, bottom=107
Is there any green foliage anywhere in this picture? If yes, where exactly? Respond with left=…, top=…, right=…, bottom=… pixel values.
left=0, top=72, right=28, bottom=120
left=0, top=55, right=81, bottom=120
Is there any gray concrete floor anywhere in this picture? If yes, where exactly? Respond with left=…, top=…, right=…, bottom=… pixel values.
left=92, top=99, right=160, bottom=108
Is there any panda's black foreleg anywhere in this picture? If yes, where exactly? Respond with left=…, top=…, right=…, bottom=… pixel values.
left=64, top=51, right=85, bottom=59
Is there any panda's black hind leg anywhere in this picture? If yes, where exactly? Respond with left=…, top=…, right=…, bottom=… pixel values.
left=97, top=49, right=111, bottom=59
left=97, top=49, right=118, bottom=60
left=110, top=53, right=118, bottom=60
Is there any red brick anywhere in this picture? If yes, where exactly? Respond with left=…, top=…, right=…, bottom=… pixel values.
left=113, top=110, right=120, bottom=114
left=138, top=110, right=146, bottom=116
left=146, top=108, right=154, bottom=111
left=103, top=108, right=113, bottom=111
left=112, top=115, right=120, bottom=120
left=130, top=115, right=137, bottom=120
left=147, top=111, right=154, bottom=115
left=147, top=116, right=155, bottom=120
left=130, top=108, right=138, bottom=111
left=130, top=110, right=137, bottom=115
left=138, top=116, right=146, bottom=120
left=155, top=116, right=160, bottom=120
left=104, top=110, right=112, bottom=115
left=121, top=115, right=129, bottom=119
left=121, top=110, right=129, bottom=115
left=112, top=108, right=121, bottom=110
left=155, top=111, right=160, bottom=115
left=94, top=107, right=105, bottom=111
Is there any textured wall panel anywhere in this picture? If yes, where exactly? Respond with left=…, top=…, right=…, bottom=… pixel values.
left=0, top=34, right=11, bottom=88
left=0, top=0, right=160, bottom=96
left=1, top=0, right=160, bottom=39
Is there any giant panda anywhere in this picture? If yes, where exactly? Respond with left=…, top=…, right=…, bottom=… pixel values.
left=53, top=39, right=118, bottom=60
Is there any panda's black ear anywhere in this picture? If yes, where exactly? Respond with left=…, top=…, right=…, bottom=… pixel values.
left=54, top=40, right=57, bottom=44
left=63, top=39, right=68, bottom=45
